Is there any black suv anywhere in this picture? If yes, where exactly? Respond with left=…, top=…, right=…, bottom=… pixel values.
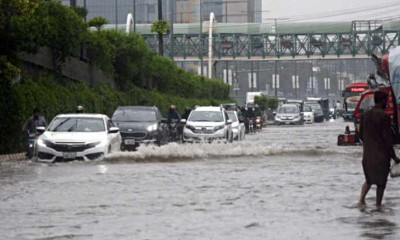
left=112, top=106, right=169, bottom=150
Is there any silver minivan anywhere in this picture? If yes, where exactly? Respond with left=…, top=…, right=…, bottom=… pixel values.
left=274, top=104, right=303, bottom=125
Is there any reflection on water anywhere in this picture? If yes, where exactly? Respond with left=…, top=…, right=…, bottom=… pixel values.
left=0, top=120, right=399, bottom=240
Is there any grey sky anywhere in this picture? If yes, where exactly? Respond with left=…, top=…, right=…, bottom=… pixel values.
left=262, top=0, right=400, bottom=22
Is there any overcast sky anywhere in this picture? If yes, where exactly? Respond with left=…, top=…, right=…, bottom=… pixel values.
left=262, top=0, right=400, bottom=22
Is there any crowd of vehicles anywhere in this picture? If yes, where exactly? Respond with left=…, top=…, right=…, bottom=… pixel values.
left=274, top=97, right=333, bottom=125
left=28, top=102, right=265, bottom=163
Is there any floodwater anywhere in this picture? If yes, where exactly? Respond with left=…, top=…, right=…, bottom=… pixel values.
left=1, top=120, right=400, bottom=240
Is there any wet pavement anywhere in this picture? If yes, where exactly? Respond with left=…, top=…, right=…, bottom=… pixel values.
left=1, top=120, right=400, bottom=240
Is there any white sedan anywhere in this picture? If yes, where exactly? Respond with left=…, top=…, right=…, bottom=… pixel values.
left=35, top=114, right=121, bottom=162
left=227, top=111, right=245, bottom=141
left=303, top=105, right=315, bottom=124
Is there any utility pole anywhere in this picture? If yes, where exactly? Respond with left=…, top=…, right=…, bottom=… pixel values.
left=251, top=62, right=254, bottom=92
left=115, top=0, right=118, bottom=30
left=225, top=2, right=228, bottom=23
left=199, top=0, right=204, bottom=76
left=274, top=61, right=278, bottom=96
left=311, top=61, right=314, bottom=95
left=84, top=0, right=87, bottom=22
left=133, top=0, right=136, bottom=32
left=170, top=0, right=174, bottom=59
left=158, top=0, right=163, bottom=56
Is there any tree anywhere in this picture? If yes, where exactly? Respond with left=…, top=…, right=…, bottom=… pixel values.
left=151, top=19, right=170, bottom=56
left=87, top=16, right=109, bottom=31
left=31, top=0, right=87, bottom=63
left=72, top=6, right=88, bottom=19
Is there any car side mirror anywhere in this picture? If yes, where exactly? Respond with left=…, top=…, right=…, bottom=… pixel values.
left=180, top=119, right=187, bottom=124
left=109, top=127, right=119, bottom=134
left=273, top=111, right=276, bottom=116
left=227, top=120, right=233, bottom=125
left=36, top=126, right=46, bottom=134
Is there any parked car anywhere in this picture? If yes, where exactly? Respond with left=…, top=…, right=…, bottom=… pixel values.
left=112, top=106, right=169, bottom=150
left=306, top=103, right=324, bottom=122
left=182, top=106, right=233, bottom=143
left=35, top=114, right=121, bottom=162
left=227, top=111, right=245, bottom=141
left=303, top=105, right=315, bottom=124
left=274, top=104, right=303, bottom=125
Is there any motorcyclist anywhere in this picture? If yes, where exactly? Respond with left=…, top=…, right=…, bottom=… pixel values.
left=22, top=108, right=47, bottom=158
left=76, top=105, right=84, bottom=113
left=22, top=108, right=47, bottom=133
left=166, top=105, right=182, bottom=139
left=181, top=107, right=192, bottom=120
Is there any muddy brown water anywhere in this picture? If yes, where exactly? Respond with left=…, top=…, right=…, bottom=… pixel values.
left=1, top=120, right=400, bottom=240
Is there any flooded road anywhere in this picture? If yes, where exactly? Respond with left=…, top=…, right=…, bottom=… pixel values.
left=1, top=120, right=400, bottom=240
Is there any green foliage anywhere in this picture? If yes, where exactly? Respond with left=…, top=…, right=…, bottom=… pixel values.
left=87, top=16, right=108, bottom=31
left=151, top=20, right=170, bottom=34
left=0, top=0, right=39, bottom=58
left=72, top=6, right=88, bottom=19
left=30, top=0, right=87, bottom=62
left=85, top=30, right=230, bottom=100
left=1, top=74, right=230, bottom=154
left=255, top=96, right=279, bottom=110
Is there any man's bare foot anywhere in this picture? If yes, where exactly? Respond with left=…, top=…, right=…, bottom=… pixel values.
left=356, top=202, right=366, bottom=209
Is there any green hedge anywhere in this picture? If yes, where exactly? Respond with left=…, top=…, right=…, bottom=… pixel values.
left=0, top=74, right=231, bottom=154
left=86, top=30, right=230, bottom=100
left=254, top=96, right=279, bottom=110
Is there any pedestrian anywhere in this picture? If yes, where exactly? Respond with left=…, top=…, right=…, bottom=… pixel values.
left=358, top=91, right=400, bottom=207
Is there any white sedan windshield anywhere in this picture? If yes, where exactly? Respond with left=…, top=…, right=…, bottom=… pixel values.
left=189, top=111, right=224, bottom=122
left=49, top=117, right=105, bottom=132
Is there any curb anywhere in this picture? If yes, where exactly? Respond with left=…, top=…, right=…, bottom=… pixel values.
left=0, top=153, right=26, bottom=162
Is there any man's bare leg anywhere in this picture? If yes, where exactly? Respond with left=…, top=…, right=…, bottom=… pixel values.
left=359, top=182, right=371, bottom=206
left=376, top=186, right=385, bottom=206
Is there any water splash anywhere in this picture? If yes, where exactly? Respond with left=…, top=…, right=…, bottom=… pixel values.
left=104, top=142, right=349, bottom=163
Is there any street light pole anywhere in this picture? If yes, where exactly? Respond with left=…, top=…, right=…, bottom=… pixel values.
left=274, top=61, right=278, bottom=96
left=200, top=0, right=204, bottom=76
left=170, top=0, right=174, bottom=59
left=133, top=0, right=136, bottom=32
left=115, top=0, right=118, bottom=30
left=157, top=0, right=164, bottom=56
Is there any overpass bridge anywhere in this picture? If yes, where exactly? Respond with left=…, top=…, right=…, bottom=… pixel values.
left=106, top=18, right=400, bottom=61
left=104, top=17, right=400, bottom=78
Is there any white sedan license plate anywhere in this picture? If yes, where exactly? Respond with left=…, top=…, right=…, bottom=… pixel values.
left=285, top=122, right=290, bottom=125
left=63, top=152, right=76, bottom=159
left=125, top=139, right=136, bottom=145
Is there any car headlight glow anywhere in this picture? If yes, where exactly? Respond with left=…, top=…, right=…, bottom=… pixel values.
left=294, top=115, right=300, bottom=119
left=147, top=124, right=158, bottom=132
left=275, top=115, right=281, bottom=120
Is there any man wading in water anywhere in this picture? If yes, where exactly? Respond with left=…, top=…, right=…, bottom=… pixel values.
left=358, top=91, right=400, bottom=206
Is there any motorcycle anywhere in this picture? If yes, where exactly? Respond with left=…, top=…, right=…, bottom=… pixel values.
left=168, top=119, right=181, bottom=142
left=255, top=117, right=263, bottom=130
left=248, top=118, right=255, bottom=134
left=26, top=130, right=39, bottom=159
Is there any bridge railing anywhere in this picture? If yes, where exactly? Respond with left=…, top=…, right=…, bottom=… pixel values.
left=142, top=30, right=400, bottom=59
